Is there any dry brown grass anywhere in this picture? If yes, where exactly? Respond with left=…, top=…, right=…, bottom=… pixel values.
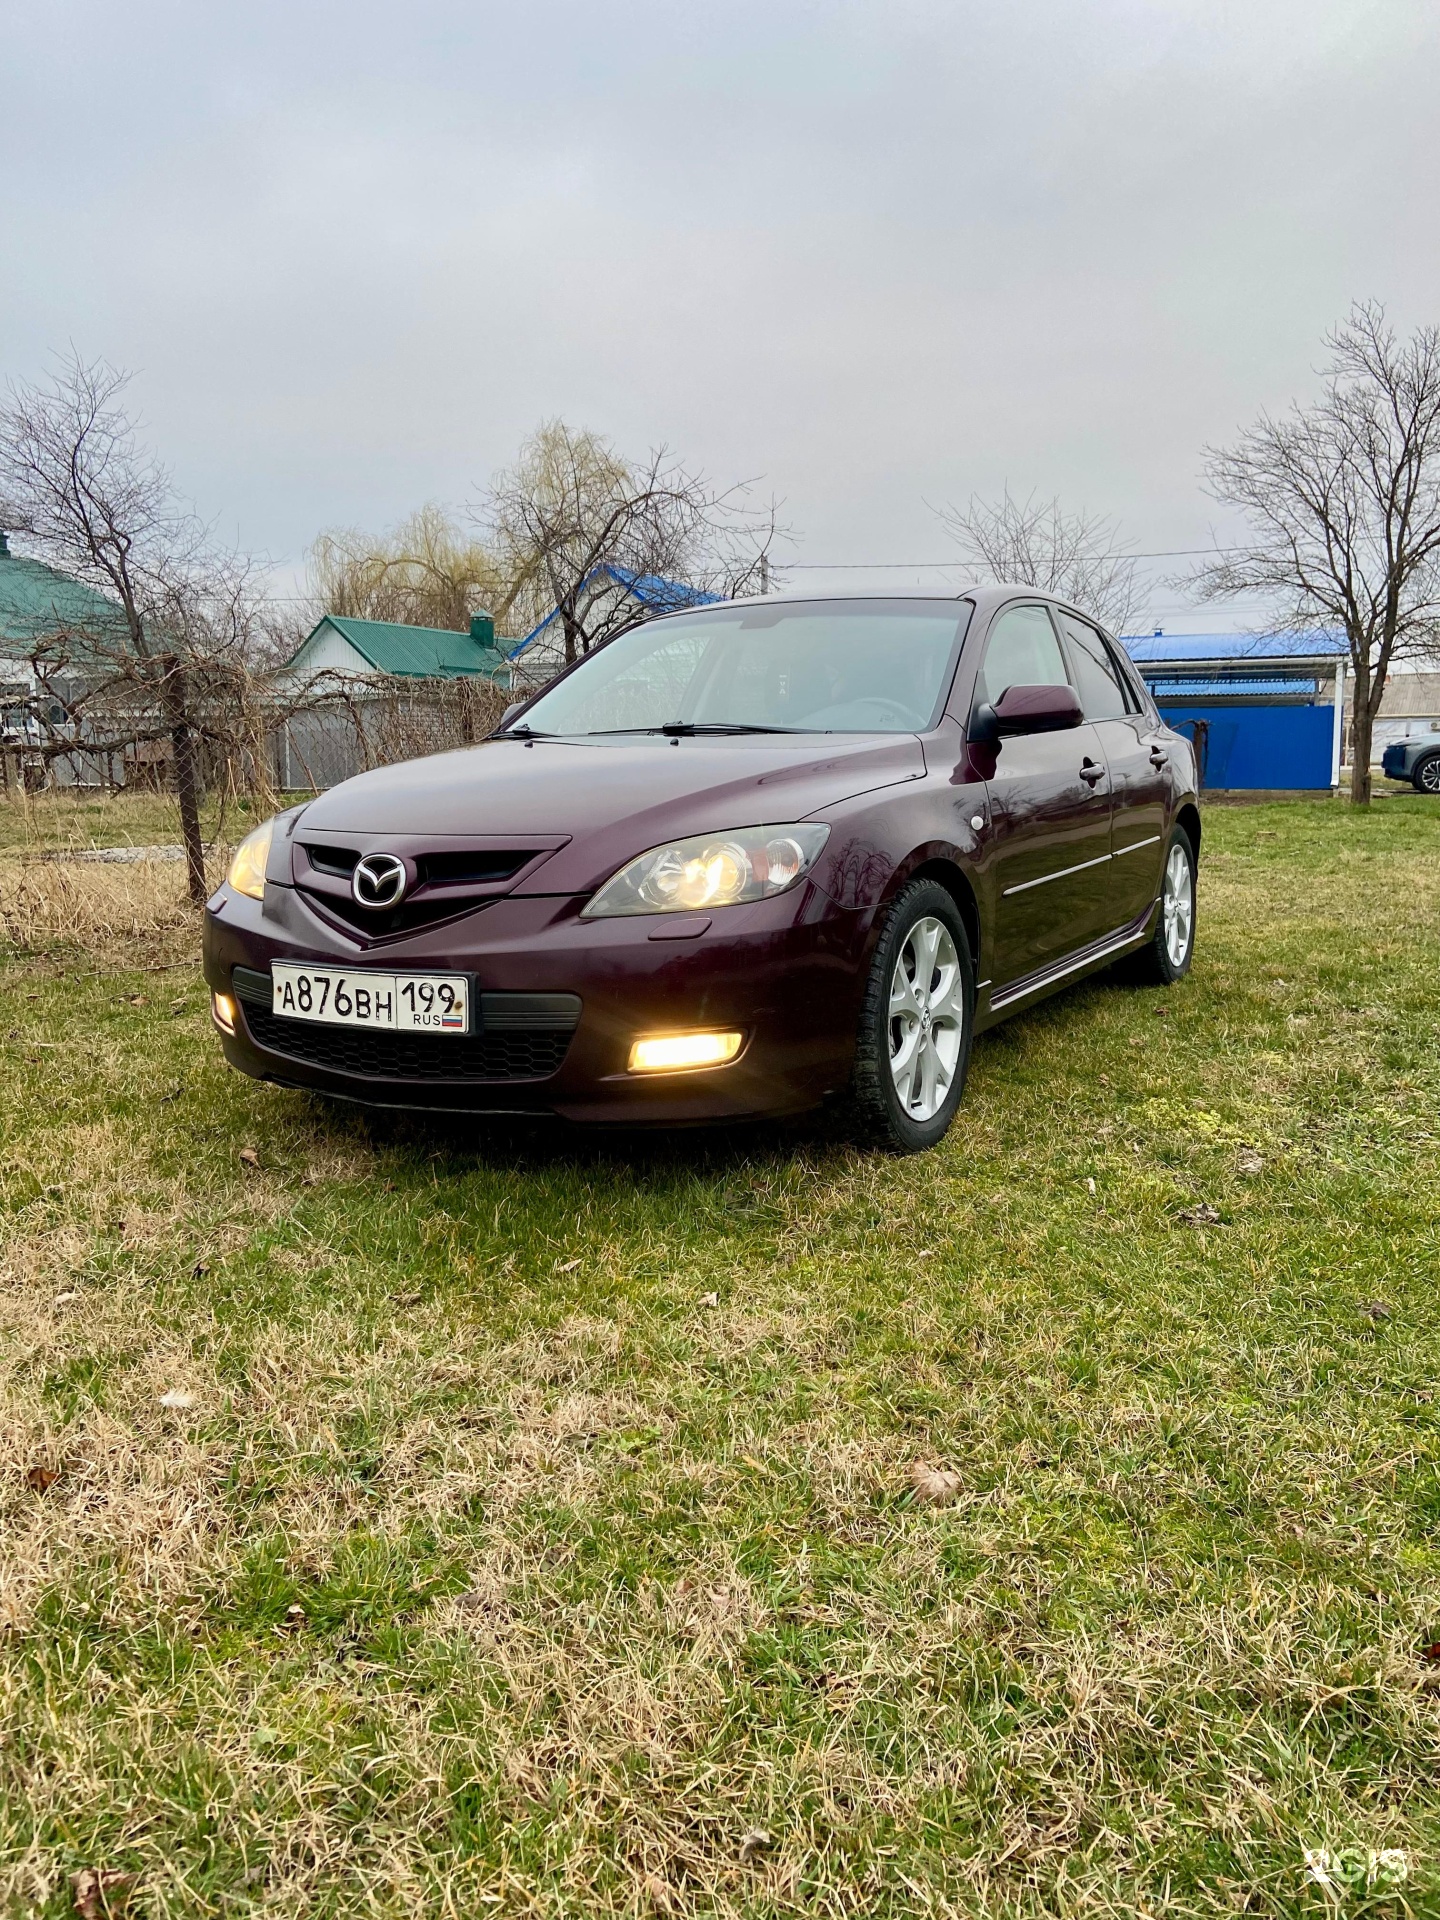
left=1, top=798, right=1439, bottom=1915
left=0, top=852, right=213, bottom=966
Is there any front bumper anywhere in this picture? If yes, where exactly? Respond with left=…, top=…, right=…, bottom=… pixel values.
left=1382, top=745, right=1408, bottom=779
left=202, top=880, right=874, bottom=1122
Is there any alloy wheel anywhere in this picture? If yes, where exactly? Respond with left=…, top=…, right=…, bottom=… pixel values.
left=1420, top=756, right=1440, bottom=794
left=1163, top=843, right=1194, bottom=969
left=888, top=915, right=966, bottom=1122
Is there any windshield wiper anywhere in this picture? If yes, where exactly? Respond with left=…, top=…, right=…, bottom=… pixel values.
left=604, top=721, right=811, bottom=737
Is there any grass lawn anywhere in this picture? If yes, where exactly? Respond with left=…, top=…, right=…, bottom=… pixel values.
left=2, top=795, right=1439, bottom=1917
left=0, top=788, right=299, bottom=855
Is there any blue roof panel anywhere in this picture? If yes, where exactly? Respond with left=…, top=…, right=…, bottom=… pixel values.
left=1122, top=630, right=1347, bottom=665
left=1150, top=677, right=1319, bottom=700
left=509, top=565, right=722, bottom=659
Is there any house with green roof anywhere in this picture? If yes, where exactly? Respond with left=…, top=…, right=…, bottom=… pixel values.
left=1, top=532, right=129, bottom=777
left=282, top=612, right=511, bottom=687
left=0, top=530, right=125, bottom=667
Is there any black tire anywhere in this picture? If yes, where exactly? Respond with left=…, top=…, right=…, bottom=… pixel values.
left=1124, top=824, right=1197, bottom=986
left=849, top=879, right=975, bottom=1154
left=1413, top=753, right=1440, bottom=795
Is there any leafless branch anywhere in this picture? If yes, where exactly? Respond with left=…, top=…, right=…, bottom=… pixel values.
left=1190, top=303, right=1440, bottom=803
left=934, top=487, right=1143, bottom=636
left=481, top=422, right=786, bottom=667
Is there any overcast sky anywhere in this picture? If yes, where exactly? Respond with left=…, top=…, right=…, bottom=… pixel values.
left=4, top=0, right=1439, bottom=629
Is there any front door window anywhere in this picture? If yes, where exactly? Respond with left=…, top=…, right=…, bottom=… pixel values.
left=1056, top=612, right=1168, bottom=929
left=976, top=605, right=1115, bottom=986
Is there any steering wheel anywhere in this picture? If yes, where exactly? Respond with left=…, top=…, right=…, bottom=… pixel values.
left=852, top=697, right=918, bottom=726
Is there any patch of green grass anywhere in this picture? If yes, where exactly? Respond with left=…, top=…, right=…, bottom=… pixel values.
left=0, top=787, right=276, bottom=853
left=1, top=797, right=1439, bottom=1916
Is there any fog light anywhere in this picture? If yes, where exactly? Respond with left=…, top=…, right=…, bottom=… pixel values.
left=628, top=1030, right=743, bottom=1074
left=212, top=991, right=237, bottom=1034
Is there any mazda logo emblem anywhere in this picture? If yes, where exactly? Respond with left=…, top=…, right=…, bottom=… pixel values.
left=352, top=852, right=408, bottom=909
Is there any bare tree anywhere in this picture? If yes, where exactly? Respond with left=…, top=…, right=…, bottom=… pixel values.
left=0, top=354, right=259, bottom=898
left=309, top=504, right=509, bottom=633
left=1192, top=303, right=1440, bottom=805
left=936, top=487, right=1143, bottom=636
left=484, top=421, right=780, bottom=667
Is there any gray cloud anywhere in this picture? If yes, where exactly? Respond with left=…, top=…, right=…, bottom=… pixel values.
left=3, top=0, right=1438, bottom=626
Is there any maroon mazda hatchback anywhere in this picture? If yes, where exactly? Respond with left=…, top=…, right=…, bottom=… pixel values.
left=204, top=588, right=1200, bottom=1151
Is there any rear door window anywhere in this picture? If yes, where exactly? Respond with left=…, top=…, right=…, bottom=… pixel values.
left=1057, top=612, right=1130, bottom=721
left=1104, top=635, right=1151, bottom=715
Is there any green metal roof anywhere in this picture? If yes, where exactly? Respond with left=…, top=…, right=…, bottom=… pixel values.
left=0, top=534, right=126, bottom=659
left=289, top=615, right=508, bottom=680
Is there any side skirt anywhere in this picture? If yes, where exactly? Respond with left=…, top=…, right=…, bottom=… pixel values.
left=976, top=897, right=1159, bottom=1029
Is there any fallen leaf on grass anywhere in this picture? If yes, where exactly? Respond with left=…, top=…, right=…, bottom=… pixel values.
left=238, top=1147, right=260, bottom=1168
left=158, top=1389, right=195, bottom=1410
left=740, top=1454, right=769, bottom=1474
left=1421, top=1641, right=1440, bottom=1664
left=1236, top=1149, right=1264, bottom=1174
left=1085, top=1177, right=1097, bottom=1196
left=556, top=1257, right=582, bottom=1272
left=392, top=1290, right=423, bottom=1308
left=908, top=1463, right=964, bottom=1505
left=54, top=1291, right=79, bottom=1306
left=1361, top=1300, right=1393, bottom=1323
left=641, top=1873, right=678, bottom=1913
left=281, top=1604, right=307, bottom=1630
left=26, top=1464, right=59, bottom=1493
left=72, top=1868, right=136, bottom=1919
left=737, top=1828, right=772, bottom=1865
left=1177, top=1203, right=1222, bottom=1227
left=697, top=1290, right=719, bottom=1308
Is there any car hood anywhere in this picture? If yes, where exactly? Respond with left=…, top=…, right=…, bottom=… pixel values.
left=295, top=732, right=924, bottom=893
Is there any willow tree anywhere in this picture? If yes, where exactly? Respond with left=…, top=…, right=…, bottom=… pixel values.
left=484, top=422, right=780, bottom=666
left=308, top=504, right=511, bottom=635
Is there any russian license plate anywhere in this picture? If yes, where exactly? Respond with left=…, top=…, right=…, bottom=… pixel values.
left=270, top=964, right=471, bottom=1034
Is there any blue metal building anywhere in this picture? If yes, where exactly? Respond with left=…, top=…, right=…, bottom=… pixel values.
left=1121, top=631, right=1350, bottom=791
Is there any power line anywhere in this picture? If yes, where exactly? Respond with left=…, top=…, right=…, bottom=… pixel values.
left=783, top=546, right=1241, bottom=569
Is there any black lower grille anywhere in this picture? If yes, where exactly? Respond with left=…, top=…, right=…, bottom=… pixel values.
left=240, top=1003, right=573, bottom=1082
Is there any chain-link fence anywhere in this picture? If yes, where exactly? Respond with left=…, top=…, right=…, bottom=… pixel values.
left=3, top=668, right=526, bottom=798
left=269, top=674, right=516, bottom=792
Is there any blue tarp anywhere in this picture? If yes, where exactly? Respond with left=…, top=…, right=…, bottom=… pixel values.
left=508, top=565, right=721, bottom=660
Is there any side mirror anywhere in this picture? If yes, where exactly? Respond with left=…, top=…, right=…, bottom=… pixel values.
left=972, top=683, right=1084, bottom=742
left=499, top=700, right=527, bottom=729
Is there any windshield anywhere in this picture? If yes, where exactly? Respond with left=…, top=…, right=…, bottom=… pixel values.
left=510, top=599, right=972, bottom=736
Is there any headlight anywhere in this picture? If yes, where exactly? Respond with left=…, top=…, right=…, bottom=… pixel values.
left=583, top=823, right=830, bottom=918
left=227, top=817, right=275, bottom=901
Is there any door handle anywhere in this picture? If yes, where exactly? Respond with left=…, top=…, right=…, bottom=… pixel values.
left=1080, top=759, right=1105, bottom=786
left=1149, top=746, right=1168, bottom=767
